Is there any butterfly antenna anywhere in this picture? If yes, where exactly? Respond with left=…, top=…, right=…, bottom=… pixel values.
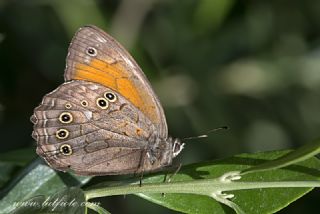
left=182, top=126, right=229, bottom=141
left=207, top=126, right=229, bottom=133
left=182, top=134, right=208, bottom=141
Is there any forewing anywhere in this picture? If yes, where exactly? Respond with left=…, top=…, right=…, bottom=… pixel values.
left=64, top=25, right=168, bottom=138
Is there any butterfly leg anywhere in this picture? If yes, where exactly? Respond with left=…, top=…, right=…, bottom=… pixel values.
left=139, top=170, right=144, bottom=187
left=133, top=169, right=144, bottom=187
left=136, top=148, right=148, bottom=187
left=161, top=163, right=182, bottom=197
left=163, top=163, right=182, bottom=183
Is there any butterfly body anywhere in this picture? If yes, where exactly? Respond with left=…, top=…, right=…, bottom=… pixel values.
left=31, top=26, right=184, bottom=175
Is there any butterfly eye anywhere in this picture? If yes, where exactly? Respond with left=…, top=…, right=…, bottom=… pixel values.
left=86, top=47, right=97, bottom=56
left=56, top=129, right=69, bottom=140
left=65, top=103, right=72, bottom=109
left=81, top=100, right=88, bottom=107
left=104, top=92, right=117, bottom=102
left=60, top=144, right=72, bottom=155
left=59, top=112, right=73, bottom=124
left=96, top=98, right=109, bottom=109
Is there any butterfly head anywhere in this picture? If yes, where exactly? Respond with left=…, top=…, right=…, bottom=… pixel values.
left=172, top=138, right=185, bottom=158
left=144, top=137, right=184, bottom=172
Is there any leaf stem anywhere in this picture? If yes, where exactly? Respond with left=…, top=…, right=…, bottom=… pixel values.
left=241, top=139, right=320, bottom=175
left=84, top=179, right=320, bottom=200
left=86, top=202, right=110, bottom=214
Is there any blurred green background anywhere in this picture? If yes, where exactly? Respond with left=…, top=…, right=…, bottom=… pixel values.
left=0, top=0, right=320, bottom=213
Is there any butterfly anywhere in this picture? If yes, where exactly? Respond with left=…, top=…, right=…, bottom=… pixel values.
left=30, top=25, right=184, bottom=176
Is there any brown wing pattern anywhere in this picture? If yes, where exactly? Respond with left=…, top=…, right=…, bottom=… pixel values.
left=31, top=80, right=158, bottom=175
left=64, top=25, right=168, bottom=138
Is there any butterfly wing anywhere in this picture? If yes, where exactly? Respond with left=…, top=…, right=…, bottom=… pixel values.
left=31, top=80, right=159, bottom=175
left=64, top=25, right=168, bottom=139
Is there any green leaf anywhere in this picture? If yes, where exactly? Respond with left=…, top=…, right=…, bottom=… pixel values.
left=136, top=150, right=320, bottom=214
left=0, top=158, right=91, bottom=213
left=0, top=147, right=36, bottom=189
left=11, top=187, right=86, bottom=214
left=241, top=138, right=320, bottom=174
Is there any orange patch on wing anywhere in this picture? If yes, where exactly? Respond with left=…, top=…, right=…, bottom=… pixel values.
left=90, top=58, right=124, bottom=78
left=73, top=58, right=160, bottom=125
left=74, top=68, right=116, bottom=89
left=74, top=59, right=146, bottom=117
left=116, top=78, right=141, bottom=110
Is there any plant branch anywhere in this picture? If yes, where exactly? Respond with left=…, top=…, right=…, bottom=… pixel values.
left=84, top=178, right=320, bottom=200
